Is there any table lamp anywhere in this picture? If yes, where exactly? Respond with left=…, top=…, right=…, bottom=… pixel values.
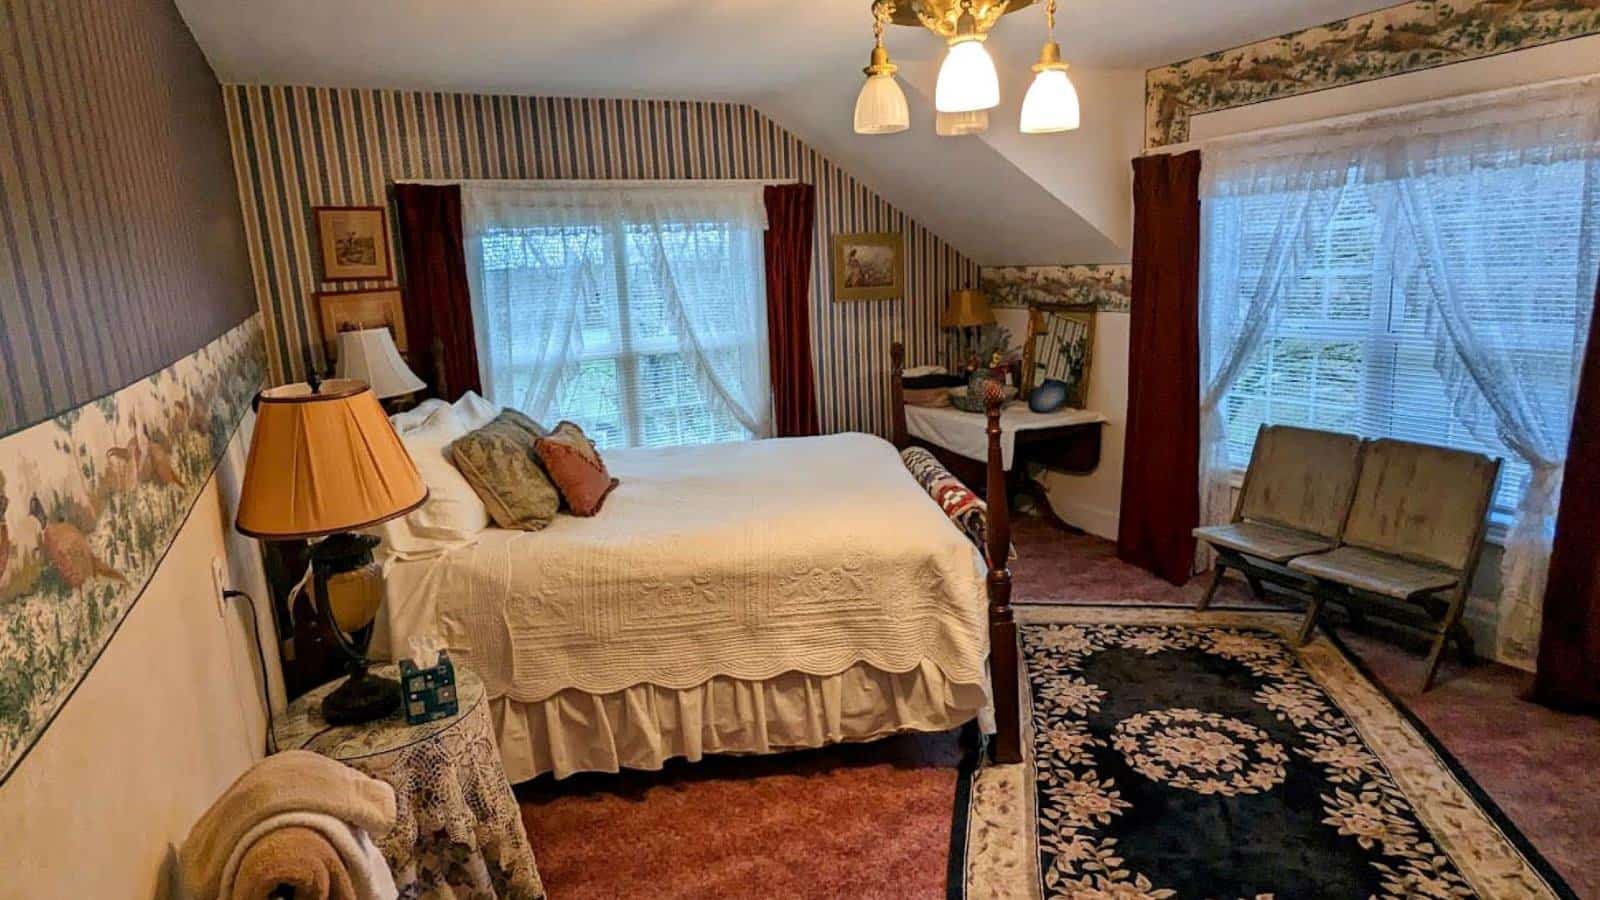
left=236, top=375, right=428, bottom=725
left=334, top=327, right=425, bottom=401
left=942, top=287, right=996, bottom=370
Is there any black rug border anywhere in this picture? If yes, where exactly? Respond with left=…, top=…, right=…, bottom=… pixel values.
left=945, top=721, right=981, bottom=900
left=945, top=602, right=1582, bottom=899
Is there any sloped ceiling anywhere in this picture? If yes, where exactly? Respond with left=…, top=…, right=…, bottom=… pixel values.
left=175, top=0, right=1390, bottom=264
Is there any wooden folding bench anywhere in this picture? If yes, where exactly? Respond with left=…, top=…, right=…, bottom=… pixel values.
left=1193, top=424, right=1364, bottom=610
left=1287, top=439, right=1501, bottom=692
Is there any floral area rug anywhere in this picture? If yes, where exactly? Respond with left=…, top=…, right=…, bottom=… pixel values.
left=953, top=608, right=1574, bottom=899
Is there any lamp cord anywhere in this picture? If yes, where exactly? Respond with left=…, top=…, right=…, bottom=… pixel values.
left=224, top=589, right=278, bottom=756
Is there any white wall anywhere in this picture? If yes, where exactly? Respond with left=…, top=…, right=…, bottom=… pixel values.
left=0, top=420, right=279, bottom=900
left=1039, top=313, right=1129, bottom=540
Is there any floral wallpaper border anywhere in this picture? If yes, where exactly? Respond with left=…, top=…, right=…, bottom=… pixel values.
left=0, top=316, right=265, bottom=783
left=1145, top=0, right=1600, bottom=148
left=980, top=265, right=1133, bottom=313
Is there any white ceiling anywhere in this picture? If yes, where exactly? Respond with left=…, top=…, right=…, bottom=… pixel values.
left=176, top=0, right=1393, bottom=263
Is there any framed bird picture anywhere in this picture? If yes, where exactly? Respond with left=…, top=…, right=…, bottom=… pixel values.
left=831, top=231, right=903, bottom=302
left=313, top=205, right=392, bottom=282
left=316, top=288, right=408, bottom=361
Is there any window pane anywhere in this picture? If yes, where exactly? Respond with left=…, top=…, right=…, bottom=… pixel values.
left=476, top=212, right=758, bottom=452
left=1213, top=159, right=1598, bottom=526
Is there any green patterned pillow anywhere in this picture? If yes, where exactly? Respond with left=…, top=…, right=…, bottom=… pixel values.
left=448, top=410, right=559, bottom=530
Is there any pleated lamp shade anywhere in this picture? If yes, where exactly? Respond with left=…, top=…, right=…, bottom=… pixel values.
left=236, top=379, right=427, bottom=539
left=941, top=288, right=997, bottom=329
left=335, top=328, right=425, bottom=399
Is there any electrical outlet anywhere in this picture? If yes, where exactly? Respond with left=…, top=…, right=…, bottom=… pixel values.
left=212, top=557, right=228, bottom=617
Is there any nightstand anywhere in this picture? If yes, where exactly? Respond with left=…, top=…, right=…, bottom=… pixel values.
left=274, top=664, right=545, bottom=899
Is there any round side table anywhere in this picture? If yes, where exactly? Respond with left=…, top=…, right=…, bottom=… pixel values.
left=275, top=664, right=544, bottom=900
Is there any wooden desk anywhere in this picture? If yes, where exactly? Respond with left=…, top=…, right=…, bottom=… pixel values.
left=898, top=402, right=1107, bottom=530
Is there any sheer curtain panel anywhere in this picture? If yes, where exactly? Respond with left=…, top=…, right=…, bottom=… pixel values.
left=1199, top=78, right=1600, bottom=669
left=462, top=182, right=773, bottom=450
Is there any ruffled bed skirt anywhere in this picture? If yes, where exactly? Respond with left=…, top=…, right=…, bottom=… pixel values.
left=490, top=660, right=988, bottom=783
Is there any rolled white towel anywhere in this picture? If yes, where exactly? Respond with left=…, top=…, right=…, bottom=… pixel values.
left=219, top=812, right=397, bottom=900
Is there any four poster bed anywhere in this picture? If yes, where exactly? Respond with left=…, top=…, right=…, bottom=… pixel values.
left=376, top=345, right=1023, bottom=782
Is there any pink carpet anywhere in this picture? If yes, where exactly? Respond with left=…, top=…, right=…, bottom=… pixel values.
left=518, top=517, right=1599, bottom=898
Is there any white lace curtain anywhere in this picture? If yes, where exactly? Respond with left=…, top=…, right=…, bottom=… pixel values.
left=461, top=182, right=773, bottom=447
left=1199, top=79, right=1600, bottom=669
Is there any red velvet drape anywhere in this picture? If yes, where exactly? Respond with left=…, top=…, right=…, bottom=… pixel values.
left=1533, top=270, right=1600, bottom=714
left=1117, top=150, right=1203, bottom=585
left=763, top=183, right=821, bottom=437
left=394, top=183, right=481, bottom=400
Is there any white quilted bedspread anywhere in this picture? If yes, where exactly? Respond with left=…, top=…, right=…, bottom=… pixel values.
left=380, top=433, right=990, bottom=703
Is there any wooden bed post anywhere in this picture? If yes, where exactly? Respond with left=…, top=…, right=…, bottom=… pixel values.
left=984, top=389, right=1023, bottom=764
left=890, top=342, right=909, bottom=449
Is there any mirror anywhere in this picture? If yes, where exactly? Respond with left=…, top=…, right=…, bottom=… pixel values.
left=1022, top=303, right=1095, bottom=408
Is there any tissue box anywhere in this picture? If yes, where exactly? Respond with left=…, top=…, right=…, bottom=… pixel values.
left=399, top=650, right=459, bottom=725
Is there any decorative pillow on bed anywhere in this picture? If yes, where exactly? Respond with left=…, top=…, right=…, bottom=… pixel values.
left=449, top=410, right=562, bottom=530
left=900, top=446, right=988, bottom=551
left=534, top=421, right=619, bottom=517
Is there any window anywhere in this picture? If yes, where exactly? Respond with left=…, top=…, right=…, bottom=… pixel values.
left=465, top=184, right=771, bottom=451
left=1204, top=98, right=1600, bottom=528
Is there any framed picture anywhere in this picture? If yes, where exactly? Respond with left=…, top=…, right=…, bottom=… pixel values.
left=313, top=205, right=392, bottom=281
left=316, top=288, right=408, bottom=360
left=1022, top=302, right=1096, bottom=407
left=831, top=231, right=904, bottom=301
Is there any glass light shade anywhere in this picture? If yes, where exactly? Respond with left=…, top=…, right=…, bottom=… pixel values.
left=854, top=71, right=910, bottom=135
left=323, top=559, right=384, bottom=633
left=935, top=38, right=1000, bottom=113
left=1020, top=68, right=1081, bottom=134
left=935, top=109, right=988, bottom=136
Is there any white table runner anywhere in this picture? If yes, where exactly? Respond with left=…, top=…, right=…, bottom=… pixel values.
left=905, top=403, right=1107, bottom=469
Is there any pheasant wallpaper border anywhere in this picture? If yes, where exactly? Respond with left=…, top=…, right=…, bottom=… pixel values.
left=0, top=316, right=265, bottom=784
left=1145, top=0, right=1600, bottom=148
left=980, top=265, right=1134, bottom=313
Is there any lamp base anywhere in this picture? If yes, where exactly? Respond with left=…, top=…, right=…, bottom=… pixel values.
left=321, top=667, right=402, bottom=725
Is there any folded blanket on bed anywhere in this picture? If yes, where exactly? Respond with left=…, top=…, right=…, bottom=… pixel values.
left=181, top=751, right=397, bottom=900
left=229, top=825, right=355, bottom=900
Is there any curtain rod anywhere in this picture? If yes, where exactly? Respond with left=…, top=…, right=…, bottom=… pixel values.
left=394, top=178, right=797, bottom=187
left=1142, top=70, right=1600, bottom=157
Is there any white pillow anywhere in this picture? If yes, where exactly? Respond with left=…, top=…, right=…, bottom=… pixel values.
left=373, top=406, right=490, bottom=558
left=389, top=398, right=449, bottom=435
left=452, top=390, right=501, bottom=432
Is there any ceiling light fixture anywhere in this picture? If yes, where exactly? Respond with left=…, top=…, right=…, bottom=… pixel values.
left=935, top=7, right=999, bottom=113
left=1020, top=0, right=1080, bottom=133
left=936, top=108, right=989, bottom=136
left=853, top=1, right=910, bottom=134
left=855, top=0, right=1080, bottom=137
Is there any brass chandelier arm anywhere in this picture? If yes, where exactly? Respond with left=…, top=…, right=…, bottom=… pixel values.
left=888, top=0, right=1039, bottom=38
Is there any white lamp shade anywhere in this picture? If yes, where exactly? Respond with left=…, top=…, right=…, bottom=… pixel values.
left=936, top=38, right=1000, bottom=113
left=854, top=72, right=910, bottom=135
left=335, top=328, right=425, bottom=399
left=936, top=108, right=988, bottom=136
left=1020, top=68, right=1081, bottom=134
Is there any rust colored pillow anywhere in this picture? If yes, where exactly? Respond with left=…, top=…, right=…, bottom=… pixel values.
left=534, top=421, right=619, bottom=516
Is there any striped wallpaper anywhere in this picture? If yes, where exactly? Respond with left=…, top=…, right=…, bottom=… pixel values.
left=0, top=0, right=257, bottom=436
left=223, top=86, right=977, bottom=437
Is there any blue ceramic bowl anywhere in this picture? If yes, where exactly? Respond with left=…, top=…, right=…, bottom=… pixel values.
left=1028, top=379, right=1071, bottom=413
